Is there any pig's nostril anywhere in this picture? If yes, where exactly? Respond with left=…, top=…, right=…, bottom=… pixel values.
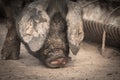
left=50, top=60, right=59, bottom=65
left=46, top=57, right=68, bottom=68
left=50, top=58, right=67, bottom=65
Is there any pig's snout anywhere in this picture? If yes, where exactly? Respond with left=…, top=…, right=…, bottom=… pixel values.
left=45, top=49, right=68, bottom=68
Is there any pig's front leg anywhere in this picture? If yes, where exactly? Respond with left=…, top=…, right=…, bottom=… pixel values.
left=1, top=6, right=21, bottom=60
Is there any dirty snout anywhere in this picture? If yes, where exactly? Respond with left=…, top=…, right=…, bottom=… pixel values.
left=45, top=49, right=69, bottom=68
left=40, top=13, right=69, bottom=68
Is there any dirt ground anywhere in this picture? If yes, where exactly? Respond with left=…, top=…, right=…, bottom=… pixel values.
left=0, top=23, right=120, bottom=80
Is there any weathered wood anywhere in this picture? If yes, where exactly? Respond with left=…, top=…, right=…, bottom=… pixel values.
left=101, top=30, right=106, bottom=55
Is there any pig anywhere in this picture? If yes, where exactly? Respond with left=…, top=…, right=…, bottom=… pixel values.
left=1, top=0, right=84, bottom=68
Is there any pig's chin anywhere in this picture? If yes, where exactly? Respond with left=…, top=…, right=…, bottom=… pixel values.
left=45, top=49, right=68, bottom=68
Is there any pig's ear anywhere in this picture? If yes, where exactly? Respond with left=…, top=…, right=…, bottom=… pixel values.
left=66, top=1, right=84, bottom=55
left=16, top=1, right=50, bottom=52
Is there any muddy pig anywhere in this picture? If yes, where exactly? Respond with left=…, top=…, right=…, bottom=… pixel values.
left=1, top=0, right=84, bottom=68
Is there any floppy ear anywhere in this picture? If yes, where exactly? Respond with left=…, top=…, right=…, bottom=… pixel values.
left=17, top=1, right=50, bottom=52
left=66, top=1, right=84, bottom=55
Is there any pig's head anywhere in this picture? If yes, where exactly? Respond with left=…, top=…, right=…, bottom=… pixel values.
left=17, top=0, right=84, bottom=68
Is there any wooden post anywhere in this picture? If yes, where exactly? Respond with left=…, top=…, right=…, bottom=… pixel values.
left=101, top=30, right=106, bottom=55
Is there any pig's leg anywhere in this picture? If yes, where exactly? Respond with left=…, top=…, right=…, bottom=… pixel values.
left=1, top=6, right=21, bottom=60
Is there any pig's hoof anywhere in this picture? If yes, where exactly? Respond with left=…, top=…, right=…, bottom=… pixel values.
left=1, top=48, right=19, bottom=60
left=45, top=50, right=68, bottom=68
left=1, top=52, right=19, bottom=60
